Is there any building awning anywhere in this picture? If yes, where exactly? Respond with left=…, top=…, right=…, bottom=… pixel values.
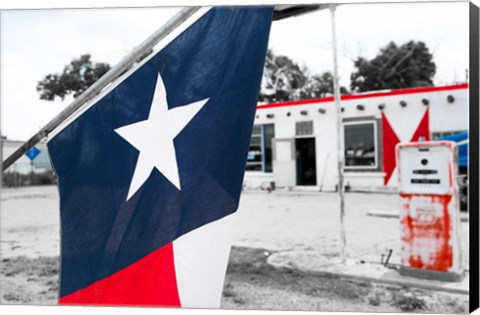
left=437, top=131, right=468, bottom=168
left=273, top=4, right=330, bottom=20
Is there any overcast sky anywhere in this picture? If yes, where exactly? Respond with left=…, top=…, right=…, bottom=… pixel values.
left=0, top=1, right=469, bottom=141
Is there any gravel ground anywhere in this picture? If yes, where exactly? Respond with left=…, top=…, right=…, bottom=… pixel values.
left=1, top=186, right=469, bottom=265
left=234, top=190, right=469, bottom=267
left=1, top=186, right=60, bottom=258
left=221, top=247, right=468, bottom=313
left=0, top=247, right=468, bottom=313
left=0, top=185, right=471, bottom=312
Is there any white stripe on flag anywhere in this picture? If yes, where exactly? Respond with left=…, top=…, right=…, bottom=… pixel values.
left=173, top=213, right=236, bottom=308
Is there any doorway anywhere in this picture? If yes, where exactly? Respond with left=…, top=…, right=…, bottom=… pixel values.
left=295, top=137, right=317, bottom=186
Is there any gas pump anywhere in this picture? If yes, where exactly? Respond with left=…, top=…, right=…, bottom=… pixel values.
left=396, top=141, right=464, bottom=281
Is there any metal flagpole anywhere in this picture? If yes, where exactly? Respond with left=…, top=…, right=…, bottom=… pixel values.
left=329, top=4, right=347, bottom=263
left=2, top=6, right=200, bottom=171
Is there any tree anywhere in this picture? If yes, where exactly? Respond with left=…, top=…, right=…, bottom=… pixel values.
left=259, top=50, right=309, bottom=102
left=350, top=41, right=436, bottom=92
left=305, top=72, right=348, bottom=98
left=259, top=50, right=348, bottom=103
left=37, top=54, right=111, bottom=101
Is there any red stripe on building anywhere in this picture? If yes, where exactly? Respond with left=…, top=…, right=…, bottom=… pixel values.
left=410, top=108, right=430, bottom=142
left=58, top=243, right=181, bottom=307
left=381, top=112, right=401, bottom=185
left=257, top=83, right=468, bottom=110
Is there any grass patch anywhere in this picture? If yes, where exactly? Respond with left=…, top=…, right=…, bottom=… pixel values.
left=2, top=256, right=59, bottom=277
left=392, top=291, right=427, bottom=312
left=222, top=246, right=468, bottom=313
left=0, top=247, right=469, bottom=312
left=1, top=256, right=59, bottom=305
left=224, top=247, right=370, bottom=302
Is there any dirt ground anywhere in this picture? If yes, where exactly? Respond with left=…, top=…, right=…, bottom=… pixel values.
left=0, top=185, right=471, bottom=312
left=0, top=247, right=469, bottom=313
left=222, top=247, right=468, bottom=313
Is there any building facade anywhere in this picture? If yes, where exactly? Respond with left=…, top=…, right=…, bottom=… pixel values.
left=244, top=83, right=469, bottom=192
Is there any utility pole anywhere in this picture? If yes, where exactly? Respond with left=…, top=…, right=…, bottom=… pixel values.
left=330, top=4, right=347, bottom=263
left=0, top=12, right=3, bottom=189
left=0, top=134, right=3, bottom=189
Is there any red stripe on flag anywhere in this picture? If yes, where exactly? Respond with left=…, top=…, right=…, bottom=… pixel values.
left=409, top=108, right=430, bottom=142
left=381, top=112, right=401, bottom=186
left=58, top=242, right=181, bottom=307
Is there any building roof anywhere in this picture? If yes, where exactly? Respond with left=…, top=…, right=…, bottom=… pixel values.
left=257, top=83, right=469, bottom=110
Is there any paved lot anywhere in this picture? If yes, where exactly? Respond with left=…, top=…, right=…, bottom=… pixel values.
left=1, top=186, right=60, bottom=258
left=1, top=185, right=470, bottom=271
left=235, top=190, right=469, bottom=269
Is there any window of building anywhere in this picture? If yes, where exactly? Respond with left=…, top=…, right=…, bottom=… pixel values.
left=344, top=121, right=377, bottom=169
left=296, top=121, right=313, bottom=136
left=246, top=124, right=275, bottom=172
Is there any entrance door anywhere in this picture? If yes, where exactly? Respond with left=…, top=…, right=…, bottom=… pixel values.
left=295, top=138, right=317, bottom=186
left=272, top=138, right=296, bottom=188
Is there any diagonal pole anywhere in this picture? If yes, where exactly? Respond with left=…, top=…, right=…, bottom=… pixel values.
left=330, top=4, right=347, bottom=263
left=2, top=7, right=200, bottom=171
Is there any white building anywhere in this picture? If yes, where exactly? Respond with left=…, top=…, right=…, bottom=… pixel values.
left=243, top=83, right=469, bottom=192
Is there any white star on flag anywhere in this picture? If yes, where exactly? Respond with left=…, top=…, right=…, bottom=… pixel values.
left=115, top=73, right=209, bottom=201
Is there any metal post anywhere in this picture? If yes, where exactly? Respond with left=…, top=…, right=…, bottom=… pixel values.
left=2, top=6, right=201, bottom=171
left=330, top=4, right=347, bottom=263
left=0, top=135, right=3, bottom=189
left=30, top=159, right=34, bottom=184
left=0, top=11, right=2, bottom=188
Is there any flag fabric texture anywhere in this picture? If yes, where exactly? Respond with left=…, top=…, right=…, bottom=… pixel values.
left=47, top=7, right=273, bottom=307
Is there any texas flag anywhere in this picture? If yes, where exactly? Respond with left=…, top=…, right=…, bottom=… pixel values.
left=47, top=7, right=273, bottom=307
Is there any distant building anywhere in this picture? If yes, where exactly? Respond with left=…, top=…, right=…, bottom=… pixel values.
left=1, top=139, right=52, bottom=174
left=244, top=83, right=469, bottom=192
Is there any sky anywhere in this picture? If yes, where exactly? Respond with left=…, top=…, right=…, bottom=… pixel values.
left=0, top=1, right=470, bottom=141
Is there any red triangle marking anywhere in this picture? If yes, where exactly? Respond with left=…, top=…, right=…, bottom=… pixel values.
left=410, top=108, right=430, bottom=142
left=382, top=112, right=401, bottom=185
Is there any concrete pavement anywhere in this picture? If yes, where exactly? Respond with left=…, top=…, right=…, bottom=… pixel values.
left=0, top=185, right=470, bottom=295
